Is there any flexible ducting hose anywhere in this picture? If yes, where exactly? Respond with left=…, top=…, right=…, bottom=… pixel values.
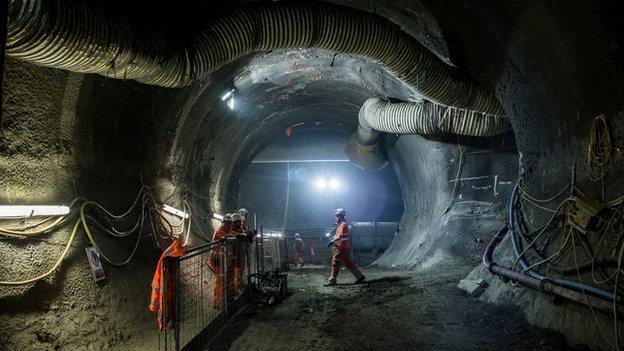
left=6, top=0, right=504, bottom=116
left=345, top=98, right=511, bottom=170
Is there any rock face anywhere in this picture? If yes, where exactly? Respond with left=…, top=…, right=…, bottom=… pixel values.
left=1, top=0, right=624, bottom=350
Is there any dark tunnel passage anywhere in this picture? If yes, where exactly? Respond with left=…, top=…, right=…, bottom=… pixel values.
left=1, top=0, right=624, bottom=350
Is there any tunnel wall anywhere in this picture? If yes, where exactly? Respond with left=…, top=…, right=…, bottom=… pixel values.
left=376, top=133, right=518, bottom=268
left=410, top=1, right=624, bottom=349
left=0, top=58, right=178, bottom=350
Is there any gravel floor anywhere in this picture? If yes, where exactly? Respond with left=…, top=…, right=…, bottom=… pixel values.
left=208, top=260, right=590, bottom=351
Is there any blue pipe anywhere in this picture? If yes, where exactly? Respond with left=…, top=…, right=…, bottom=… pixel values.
left=508, top=183, right=616, bottom=302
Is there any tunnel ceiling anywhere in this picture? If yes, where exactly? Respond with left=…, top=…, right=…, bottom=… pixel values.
left=168, top=48, right=418, bottom=219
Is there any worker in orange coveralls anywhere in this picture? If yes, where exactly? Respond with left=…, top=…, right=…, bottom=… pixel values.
left=149, top=240, right=187, bottom=331
left=231, top=211, right=248, bottom=291
left=208, top=213, right=236, bottom=308
left=292, top=233, right=305, bottom=267
left=324, top=208, right=365, bottom=286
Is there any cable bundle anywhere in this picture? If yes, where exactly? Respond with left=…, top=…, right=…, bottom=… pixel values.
left=587, top=115, right=612, bottom=181
left=0, top=187, right=195, bottom=286
left=512, top=183, right=624, bottom=349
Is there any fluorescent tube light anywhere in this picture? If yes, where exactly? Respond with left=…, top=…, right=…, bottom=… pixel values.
left=162, top=204, right=189, bottom=219
left=0, top=205, right=70, bottom=218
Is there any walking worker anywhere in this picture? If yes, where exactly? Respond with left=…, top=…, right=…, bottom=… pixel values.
left=292, top=233, right=304, bottom=267
left=324, top=208, right=365, bottom=286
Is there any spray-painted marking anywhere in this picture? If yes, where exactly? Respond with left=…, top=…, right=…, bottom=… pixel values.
left=494, top=175, right=499, bottom=196
left=471, top=185, right=492, bottom=190
left=449, top=175, right=489, bottom=183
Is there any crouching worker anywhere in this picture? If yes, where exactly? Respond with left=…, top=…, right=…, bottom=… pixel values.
left=324, top=208, right=365, bottom=286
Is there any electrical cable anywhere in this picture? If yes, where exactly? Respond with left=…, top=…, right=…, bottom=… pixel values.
left=438, top=135, right=463, bottom=217
left=80, top=201, right=143, bottom=267
left=0, top=216, right=66, bottom=237
left=0, top=220, right=81, bottom=286
left=508, top=183, right=617, bottom=302
left=588, top=114, right=612, bottom=182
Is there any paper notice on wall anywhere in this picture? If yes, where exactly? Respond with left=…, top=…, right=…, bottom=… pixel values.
left=85, top=247, right=105, bottom=282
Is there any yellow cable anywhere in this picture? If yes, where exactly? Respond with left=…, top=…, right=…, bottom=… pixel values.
left=0, top=216, right=66, bottom=237
left=571, top=232, right=616, bottom=350
left=588, top=114, right=612, bottom=182
left=517, top=182, right=569, bottom=203
left=0, top=220, right=81, bottom=286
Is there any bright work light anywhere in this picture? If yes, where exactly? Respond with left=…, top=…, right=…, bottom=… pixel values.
left=0, top=205, right=70, bottom=218
left=221, top=89, right=235, bottom=101
left=315, top=178, right=327, bottom=189
left=162, top=204, right=189, bottom=219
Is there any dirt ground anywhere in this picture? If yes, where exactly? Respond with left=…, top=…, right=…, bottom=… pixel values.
left=210, top=259, right=590, bottom=351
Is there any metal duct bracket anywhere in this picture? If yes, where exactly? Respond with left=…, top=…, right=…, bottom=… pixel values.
left=345, top=133, right=388, bottom=171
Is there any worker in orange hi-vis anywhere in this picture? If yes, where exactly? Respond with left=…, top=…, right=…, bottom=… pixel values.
left=207, top=213, right=234, bottom=308
left=231, top=211, right=248, bottom=291
left=324, top=208, right=365, bottom=286
left=293, top=233, right=305, bottom=267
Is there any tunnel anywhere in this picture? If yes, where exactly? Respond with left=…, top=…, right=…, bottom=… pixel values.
left=1, top=0, right=623, bottom=350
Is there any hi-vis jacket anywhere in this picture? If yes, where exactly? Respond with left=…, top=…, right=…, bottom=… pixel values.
left=148, top=240, right=187, bottom=331
left=331, top=220, right=352, bottom=251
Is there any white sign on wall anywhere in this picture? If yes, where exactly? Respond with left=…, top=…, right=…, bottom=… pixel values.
left=85, top=247, right=105, bottom=282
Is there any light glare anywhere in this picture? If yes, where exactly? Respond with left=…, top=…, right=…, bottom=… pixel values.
left=315, top=178, right=327, bottom=189
left=221, top=89, right=234, bottom=101
left=329, top=179, right=339, bottom=189
left=0, top=205, right=70, bottom=218
left=226, top=97, right=235, bottom=110
left=162, top=204, right=189, bottom=219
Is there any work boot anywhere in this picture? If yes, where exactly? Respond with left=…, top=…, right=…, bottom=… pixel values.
left=354, top=275, right=366, bottom=284
left=323, top=278, right=336, bottom=286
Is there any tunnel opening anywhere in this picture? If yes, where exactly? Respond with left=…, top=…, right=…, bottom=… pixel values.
left=237, top=129, right=405, bottom=266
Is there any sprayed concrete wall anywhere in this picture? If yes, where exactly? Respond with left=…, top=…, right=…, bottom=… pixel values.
left=0, top=58, right=177, bottom=350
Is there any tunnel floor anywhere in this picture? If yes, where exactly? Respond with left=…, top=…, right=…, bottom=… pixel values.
left=210, top=260, right=588, bottom=351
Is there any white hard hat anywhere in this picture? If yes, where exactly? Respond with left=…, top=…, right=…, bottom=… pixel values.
left=237, top=208, right=248, bottom=217
left=223, top=213, right=233, bottom=222
left=232, top=213, right=244, bottom=222
left=334, top=208, right=346, bottom=216
left=294, top=233, right=300, bottom=237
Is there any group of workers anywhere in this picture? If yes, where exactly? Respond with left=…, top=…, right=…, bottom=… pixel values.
left=208, top=208, right=255, bottom=308
left=209, top=206, right=365, bottom=308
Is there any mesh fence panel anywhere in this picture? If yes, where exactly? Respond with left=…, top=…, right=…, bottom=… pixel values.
left=162, top=235, right=287, bottom=350
left=163, top=239, right=251, bottom=350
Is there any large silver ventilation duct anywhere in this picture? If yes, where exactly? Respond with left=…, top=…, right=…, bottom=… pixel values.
left=345, top=98, right=511, bottom=170
left=6, top=0, right=504, bottom=117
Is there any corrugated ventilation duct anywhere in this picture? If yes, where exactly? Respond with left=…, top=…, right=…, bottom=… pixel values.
left=345, top=98, right=511, bottom=170
left=6, top=0, right=504, bottom=117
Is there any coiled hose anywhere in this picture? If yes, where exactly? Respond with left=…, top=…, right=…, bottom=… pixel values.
left=345, top=98, right=511, bottom=170
left=6, top=0, right=504, bottom=116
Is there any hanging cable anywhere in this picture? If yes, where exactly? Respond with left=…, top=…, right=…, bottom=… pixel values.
left=588, top=114, right=612, bottom=181
left=0, top=220, right=81, bottom=286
